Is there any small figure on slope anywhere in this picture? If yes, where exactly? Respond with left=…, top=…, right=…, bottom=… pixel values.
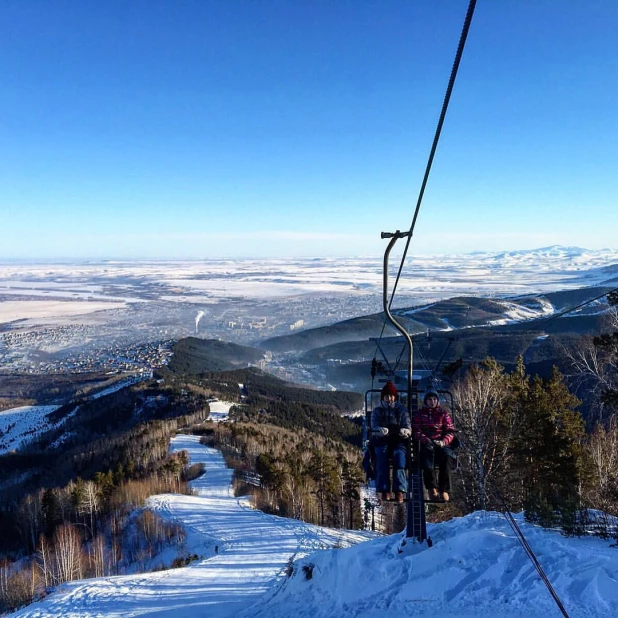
left=413, top=390, right=455, bottom=502
left=371, top=381, right=411, bottom=503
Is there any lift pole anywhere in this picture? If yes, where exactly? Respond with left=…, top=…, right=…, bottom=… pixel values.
left=381, top=231, right=427, bottom=542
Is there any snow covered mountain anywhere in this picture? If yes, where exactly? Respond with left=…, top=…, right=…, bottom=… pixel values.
left=12, top=433, right=618, bottom=618
left=1, top=246, right=617, bottom=308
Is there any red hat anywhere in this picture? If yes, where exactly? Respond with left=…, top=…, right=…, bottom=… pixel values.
left=381, top=381, right=398, bottom=399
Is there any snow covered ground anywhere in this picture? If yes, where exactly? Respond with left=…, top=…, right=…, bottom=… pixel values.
left=5, top=400, right=618, bottom=618
left=0, top=375, right=150, bottom=456
left=207, top=399, right=235, bottom=422
left=1, top=247, right=617, bottom=322
left=9, top=431, right=618, bottom=617
left=262, top=512, right=618, bottom=618
left=0, top=405, right=60, bottom=455
left=11, top=434, right=374, bottom=618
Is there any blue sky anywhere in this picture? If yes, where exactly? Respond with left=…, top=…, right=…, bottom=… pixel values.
left=2, top=1, right=617, bottom=259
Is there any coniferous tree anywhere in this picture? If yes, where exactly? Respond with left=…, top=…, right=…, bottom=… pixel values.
left=309, top=451, right=339, bottom=527
left=514, top=367, right=584, bottom=527
left=337, top=453, right=364, bottom=529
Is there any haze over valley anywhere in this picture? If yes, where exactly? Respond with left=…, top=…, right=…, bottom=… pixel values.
left=1, top=245, right=617, bottom=397
left=0, top=247, right=618, bottom=380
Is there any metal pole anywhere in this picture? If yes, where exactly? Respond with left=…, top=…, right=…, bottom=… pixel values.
left=381, top=231, right=427, bottom=542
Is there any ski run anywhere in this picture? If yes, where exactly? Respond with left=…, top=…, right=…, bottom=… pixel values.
left=10, top=433, right=618, bottom=617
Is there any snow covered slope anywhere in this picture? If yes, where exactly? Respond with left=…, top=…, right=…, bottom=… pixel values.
left=0, top=375, right=148, bottom=456
left=256, top=512, right=618, bottom=618
left=12, top=435, right=373, bottom=617
left=12, top=435, right=618, bottom=618
left=0, top=405, right=60, bottom=455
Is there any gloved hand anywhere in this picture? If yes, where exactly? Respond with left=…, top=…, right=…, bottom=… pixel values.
left=399, top=428, right=411, bottom=438
left=433, top=439, right=445, bottom=448
left=375, top=427, right=389, bottom=436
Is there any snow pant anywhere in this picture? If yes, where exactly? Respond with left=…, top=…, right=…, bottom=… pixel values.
left=375, top=444, right=407, bottom=493
left=420, top=445, right=452, bottom=494
left=362, top=447, right=375, bottom=481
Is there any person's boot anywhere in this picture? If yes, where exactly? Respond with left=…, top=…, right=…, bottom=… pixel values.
left=381, top=491, right=391, bottom=501
left=441, top=492, right=450, bottom=502
left=395, top=491, right=405, bottom=503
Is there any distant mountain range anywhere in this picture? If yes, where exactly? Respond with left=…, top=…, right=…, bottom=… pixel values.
left=260, top=285, right=613, bottom=355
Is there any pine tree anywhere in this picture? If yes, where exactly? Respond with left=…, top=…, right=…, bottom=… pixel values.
left=309, top=450, right=339, bottom=527
left=515, top=367, right=584, bottom=528
left=338, top=454, right=363, bottom=529
left=41, top=488, right=62, bottom=536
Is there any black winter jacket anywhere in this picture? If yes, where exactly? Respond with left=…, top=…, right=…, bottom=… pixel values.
left=371, top=401, right=411, bottom=447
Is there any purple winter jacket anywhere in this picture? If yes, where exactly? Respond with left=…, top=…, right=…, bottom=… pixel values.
left=412, top=406, right=455, bottom=447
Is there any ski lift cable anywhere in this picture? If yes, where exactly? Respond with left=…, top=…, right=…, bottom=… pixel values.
left=535, top=285, right=618, bottom=328
left=388, top=0, right=477, bottom=308
left=500, top=509, right=571, bottom=618
left=372, top=0, right=477, bottom=365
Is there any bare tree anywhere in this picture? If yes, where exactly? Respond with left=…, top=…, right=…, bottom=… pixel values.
left=37, top=534, right=53, bottom=588
left=0, top=558, right=41, bottom=613
left=19, top=492, right=43, bottom=553
left=88, top=534, right=106, bottom=578
left=585, top=414, right=618, bottom=510
left=453, top=358, right=517, bottom=510
left=53, top=524, right=83, bottom=584
left=80, top=480, right=100, bottom=537
left=564, top=303, right=618, bottom=424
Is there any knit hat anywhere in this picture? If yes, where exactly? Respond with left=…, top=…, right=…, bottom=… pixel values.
left=381, top=381, right=398, bottom=400
left=424, top=390, right=440, bottom=404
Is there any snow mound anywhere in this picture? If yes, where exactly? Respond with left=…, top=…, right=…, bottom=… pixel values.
left=251, top=511, right=618, bottom=618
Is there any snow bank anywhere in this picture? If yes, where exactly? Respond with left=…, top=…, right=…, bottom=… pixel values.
left=253, top=511, right=618, bottom=618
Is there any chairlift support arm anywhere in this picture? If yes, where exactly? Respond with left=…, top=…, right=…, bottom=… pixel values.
left=381, top=231, right=413, bottom=404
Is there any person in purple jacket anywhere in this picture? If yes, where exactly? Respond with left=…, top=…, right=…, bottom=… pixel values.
left=413, top=390, right=456, bottom=502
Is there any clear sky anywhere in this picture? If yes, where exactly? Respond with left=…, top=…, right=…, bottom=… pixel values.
left=2, top=1, right=617, bottom=259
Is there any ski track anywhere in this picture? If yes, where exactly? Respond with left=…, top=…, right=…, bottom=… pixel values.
left=12, top=434, right=372, bottom=618
left=10, top=434, right=617, bottom=618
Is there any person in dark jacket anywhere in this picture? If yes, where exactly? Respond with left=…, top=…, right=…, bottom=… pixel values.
left=371, top=381, right=411, bottom=503
left=413, top=390, right=456, bottom=502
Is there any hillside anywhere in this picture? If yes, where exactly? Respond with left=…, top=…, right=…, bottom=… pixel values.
left=258, top=314, right=405, bottom=353
left=261, top=286, right=614, bottom=356
left=257, top=285, right=615, bottom=394
left=167, top=337, right=265, bottom=373
left=11, top=435, right=618, bottom=618
left=1, top=356, right=371, bottom=613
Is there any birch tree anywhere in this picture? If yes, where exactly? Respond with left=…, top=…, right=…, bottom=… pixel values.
left=453, top=357, right=517, bottom=510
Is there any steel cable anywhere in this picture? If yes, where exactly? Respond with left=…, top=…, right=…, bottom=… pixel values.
left=372, top=0, right=477, bottom=365
left=389, top=0, right=477, bottom=307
